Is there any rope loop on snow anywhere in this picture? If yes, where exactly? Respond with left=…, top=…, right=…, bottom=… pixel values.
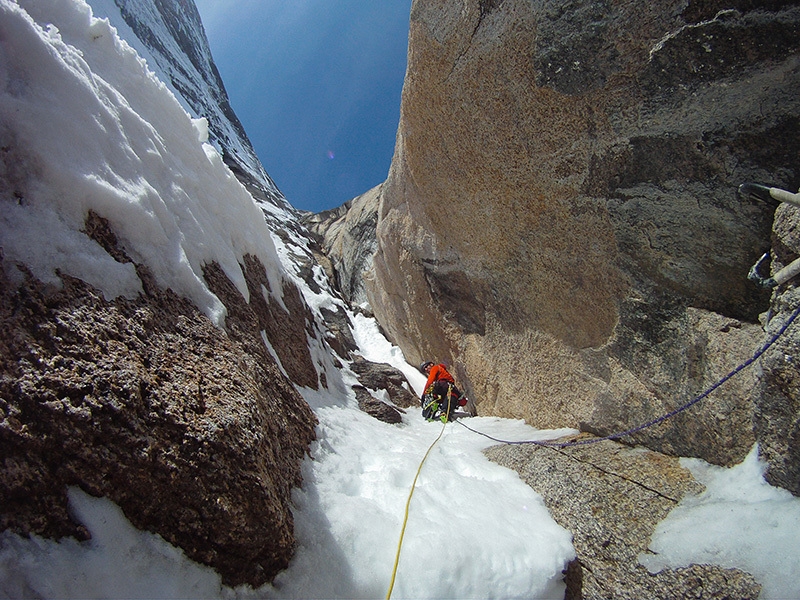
left=386, top=303, right=798, bottom=597
left=457, top=303, right=800, bottom=449
left=386, top=388, right=454, bottom=599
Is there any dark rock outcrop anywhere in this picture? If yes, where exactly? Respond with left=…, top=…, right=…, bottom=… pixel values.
left=320, top=306, right=360, bottom=359
left=350, top=356, right=420, bottom=409
left=486, top=436, right=762, bottom=599
left=366, top=0, right=800, bottom=468
left=0, top=216, right=318, bottom=587
left=203, top=255, right=319, bottom=391
left=353, top=386, right=404, bottom=424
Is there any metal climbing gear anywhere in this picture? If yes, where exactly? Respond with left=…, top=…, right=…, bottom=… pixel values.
left=740, top=182, right=800, bottom=288
left=421, top=397, right=439, bottom=420
left=421, top=381, right=459, bottom=421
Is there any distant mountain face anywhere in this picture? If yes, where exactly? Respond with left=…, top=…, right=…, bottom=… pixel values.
left=95, top=0, right=287, bottom=210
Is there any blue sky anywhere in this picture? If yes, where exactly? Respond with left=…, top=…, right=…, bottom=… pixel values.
left=194, top=1, right=412, bottom=213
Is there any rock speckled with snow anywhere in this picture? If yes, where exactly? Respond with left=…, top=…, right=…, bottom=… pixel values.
left=352, top=386, right=404, bottom=424
left=486, top=435, right=762, bottom=599
left=302, top=184, right=381, bottom=306
left=0, top=225, right=317, bottom=587
left=349, top=355, right=420, bottom=409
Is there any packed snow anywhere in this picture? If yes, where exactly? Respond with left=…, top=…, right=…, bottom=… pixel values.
left=1, top=1, right=800, bottom=599
left=639, top=446, right=800, bottom=600
left=86, top=0, right=280, bottom=197
left=4, top=332, right=800, bottom=598
left=0, top=0, right=285, bottom=326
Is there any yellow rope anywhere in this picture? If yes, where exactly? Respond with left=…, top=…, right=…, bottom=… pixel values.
left=386, top=388, right=453, bottom=599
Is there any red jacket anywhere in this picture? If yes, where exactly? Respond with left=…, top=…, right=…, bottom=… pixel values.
left=425, top=364, right=455, bottom=391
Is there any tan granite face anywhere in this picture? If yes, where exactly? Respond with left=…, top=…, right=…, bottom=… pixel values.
left=365, top=0, right=799, bottom=466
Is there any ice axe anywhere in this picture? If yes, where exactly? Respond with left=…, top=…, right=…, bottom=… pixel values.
left=739, top=182, right=800, bottom=288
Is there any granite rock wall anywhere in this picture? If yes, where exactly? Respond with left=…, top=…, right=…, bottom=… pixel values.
left=366, top=0, right=800, bottom=468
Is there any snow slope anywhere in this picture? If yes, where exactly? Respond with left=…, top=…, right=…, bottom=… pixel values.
left=0, top=2, right=799, bottom=599
left=0, top=0, right=285, bottom=325
left=87, top=0, right=283, bottom=205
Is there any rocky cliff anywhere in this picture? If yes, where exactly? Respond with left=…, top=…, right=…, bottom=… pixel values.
left=755, top=213, right=800, bottom=495
left=302, top=184, right=381, bottom=307
left=366, top=0, right=800, bottom=473
left=0, top=0, right=324, bottom=587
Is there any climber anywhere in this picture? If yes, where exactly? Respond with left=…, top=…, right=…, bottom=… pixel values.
left=419, top=361, right=467, bottom=421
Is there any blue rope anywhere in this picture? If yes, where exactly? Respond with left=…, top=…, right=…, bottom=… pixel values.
left=457, top=304, right=800, bottom=448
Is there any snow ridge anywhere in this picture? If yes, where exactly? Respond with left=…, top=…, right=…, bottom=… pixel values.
left=90, top=0, right=286, bottom=209
left=0, top=0, right=285, bottom=324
